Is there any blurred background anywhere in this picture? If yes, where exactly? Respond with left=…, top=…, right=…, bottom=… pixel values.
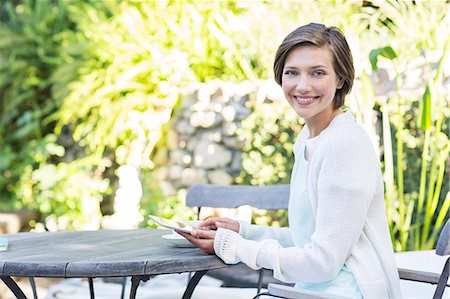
left=0, top=0, right=448, bottom=253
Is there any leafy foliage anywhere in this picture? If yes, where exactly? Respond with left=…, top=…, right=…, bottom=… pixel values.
left=0, top=1, right=448, bottom=250
left=0, top=1, right=261, bottom=228
left=0, top=0, right=90, bottom=213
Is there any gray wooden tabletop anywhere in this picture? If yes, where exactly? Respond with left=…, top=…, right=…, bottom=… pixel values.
left=0, top=229, right=227, bottom=278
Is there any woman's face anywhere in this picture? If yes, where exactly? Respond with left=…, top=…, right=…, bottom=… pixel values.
left=281, top=45, right=343, bottom=123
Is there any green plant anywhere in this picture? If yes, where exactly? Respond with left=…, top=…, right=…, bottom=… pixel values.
left=0, top=0, right=77, bottom=211
left=416, top=39, right=450, bottom=249
left=370, top=43, right=449, bottom=251
left=366, top=0, right=449, bottom=251
left=2, top=1, right=265, bottom=227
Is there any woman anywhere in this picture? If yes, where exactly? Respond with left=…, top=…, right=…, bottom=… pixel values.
left=179, top=23, right=402, bottom=298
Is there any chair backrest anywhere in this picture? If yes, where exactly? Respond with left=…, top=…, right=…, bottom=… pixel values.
left=185, top=184, right=290, bottom=210
left=435, top=218, right=450, bottom=256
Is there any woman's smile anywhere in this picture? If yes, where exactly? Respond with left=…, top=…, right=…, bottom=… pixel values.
left=291, top=95, right=321, bottom=106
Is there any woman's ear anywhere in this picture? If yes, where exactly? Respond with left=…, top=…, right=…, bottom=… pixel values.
left=337, top=77, right=344, bottom=89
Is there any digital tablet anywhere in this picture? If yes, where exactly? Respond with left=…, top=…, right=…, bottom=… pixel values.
left=148, top=215, right=195, bottom=234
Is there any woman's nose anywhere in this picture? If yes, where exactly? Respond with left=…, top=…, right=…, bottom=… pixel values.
left=295, top=76, right=311, bottom=93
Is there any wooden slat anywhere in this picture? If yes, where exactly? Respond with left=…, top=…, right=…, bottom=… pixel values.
left=186, top=184, right=290, bottom=210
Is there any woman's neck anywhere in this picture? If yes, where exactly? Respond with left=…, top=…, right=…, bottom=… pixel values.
left=307, top=109, right=342, bottom=138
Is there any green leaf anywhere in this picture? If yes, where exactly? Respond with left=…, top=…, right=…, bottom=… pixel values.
left=32, top=164, right=58, bottom=190
left=369, top=46, right=398, bottom=71
left=417, top=85, right=432, bottom=130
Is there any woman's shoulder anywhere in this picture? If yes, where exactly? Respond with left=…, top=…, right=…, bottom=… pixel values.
left=318, top=113, right=375, bottom=156
left=327, top=120, right=369, bottom=140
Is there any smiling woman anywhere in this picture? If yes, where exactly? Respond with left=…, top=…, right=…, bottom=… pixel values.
left=178, top=23, right=403, bottom=299
left=280, top=46, right=344, bottom=138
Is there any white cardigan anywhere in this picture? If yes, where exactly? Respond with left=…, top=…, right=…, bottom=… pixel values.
left=213, top=112, right=402, bottom=298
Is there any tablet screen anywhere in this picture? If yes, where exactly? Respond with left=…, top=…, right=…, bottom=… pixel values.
left=148, top=215, right=194, bottom=234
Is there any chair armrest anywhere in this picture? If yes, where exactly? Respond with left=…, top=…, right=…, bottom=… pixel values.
left=398, top=268, right=449, bottom=287
left=267, top=283, right=350, bottom=299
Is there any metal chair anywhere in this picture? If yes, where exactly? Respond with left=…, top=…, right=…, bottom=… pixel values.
left=263, top=218, right=450, bottom=299
left=185, top=184, right=291, bottom=295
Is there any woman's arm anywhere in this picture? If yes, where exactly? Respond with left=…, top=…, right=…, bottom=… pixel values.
left=214, top=130, right=377, bottom=283
left=198, top=217, right=293, bottom=247
left=239, top=221, right=293, bottom=247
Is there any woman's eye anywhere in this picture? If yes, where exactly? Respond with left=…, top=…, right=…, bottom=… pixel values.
left=283, top=70, right=297, bottom=76
left=312, top=70, right=325, bottom=76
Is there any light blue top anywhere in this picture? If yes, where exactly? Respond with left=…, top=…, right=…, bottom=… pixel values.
left=288, top=126, right=363, bottom=298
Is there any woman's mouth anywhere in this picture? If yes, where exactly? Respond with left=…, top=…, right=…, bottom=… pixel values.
left=292, top=96, right=319, bottom=106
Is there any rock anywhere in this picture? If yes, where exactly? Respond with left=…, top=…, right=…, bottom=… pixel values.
left=232, top=102, right=252, bottom=120
left=186, top=135, right=200, bottom=152
left=223, top=136, right=245, bottom=149
left=159, top=181, right=177, bottom=196
left=175, top=119, right=195, bottom=135
left=168, top=165, right=183, bottom=180
left=207, top=170, right=234, bottom=185
left=230, top=153, right=242, bottom=171
left=153, top=167, right=169, bottom=181
left=189, top=111, right=220, bottom=128
left=222, top=122, right=237, bottom=136
left=193, top=139, right=232, bottom=169
left=181, top=168, right=207, bottom=186
left=211, top=87, right=224, bottom=102
left=169, top=149, right=189, bottom=165
left=221, top=105, right=236, bottom=122
left=191, top=100, right=211, bottom=112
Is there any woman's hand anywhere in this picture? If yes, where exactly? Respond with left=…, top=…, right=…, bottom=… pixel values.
left=197, top=217, right=240, bottom=233
left=176, top=229, right=216, bottom=254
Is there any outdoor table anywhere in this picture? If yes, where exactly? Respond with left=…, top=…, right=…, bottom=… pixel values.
left=0, top=229, right=228, bottom=299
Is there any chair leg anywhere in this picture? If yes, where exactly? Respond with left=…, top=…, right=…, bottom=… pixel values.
left=433, top=256, right=450, bottom=299
left=29, top=277, right=38, bottom=299
left=256, top=269, right=264, bottom=295
left=120, top=277, right=127, bottom=299
left=196, top=207, right=202, bottom=220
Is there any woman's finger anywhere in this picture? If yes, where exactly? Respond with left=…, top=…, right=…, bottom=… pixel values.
left=176, top=230, right=215, bottom=254
left=192, top=228, right=216, bottom=239
left=197, top=217, right=223, bottom=229
left=215, top=220, right=240, bottom=233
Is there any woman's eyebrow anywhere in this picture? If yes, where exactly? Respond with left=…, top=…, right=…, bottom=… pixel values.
left=283, top=64, right=328, bottom=70
left=310, top=64, right=328, bottom=69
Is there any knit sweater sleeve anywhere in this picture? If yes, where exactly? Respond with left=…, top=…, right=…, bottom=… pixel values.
left=214, top=126, right=377, bottom=283
left=238, top=221, right=293, bottom=247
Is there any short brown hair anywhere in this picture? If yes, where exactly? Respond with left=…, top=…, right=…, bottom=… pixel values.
left=273, top=23, right=354, bottom=109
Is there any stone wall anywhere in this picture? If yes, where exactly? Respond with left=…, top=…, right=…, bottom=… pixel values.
left=154, top=80, right=277, bottom=195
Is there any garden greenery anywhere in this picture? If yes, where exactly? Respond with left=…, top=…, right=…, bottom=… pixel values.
left=0, top=0, right=448, bottom=251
